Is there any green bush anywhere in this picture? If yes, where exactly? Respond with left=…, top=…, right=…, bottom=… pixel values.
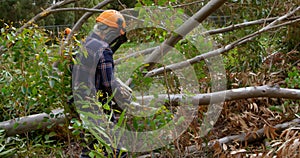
left=0, top=24, right=71, bottom=120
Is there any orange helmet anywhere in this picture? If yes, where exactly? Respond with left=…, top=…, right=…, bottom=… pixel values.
left=64, top=28, right=71, bottom=35
left=96, top=10, right=126, bottom=35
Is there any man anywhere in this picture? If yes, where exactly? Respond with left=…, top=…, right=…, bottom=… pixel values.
left=72, top=10, right=131, bottom=158
left=64, top=27, right=71, bottom=35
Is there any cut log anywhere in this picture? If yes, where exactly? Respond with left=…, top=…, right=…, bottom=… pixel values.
left=136, top=85, right=300, bottom=105
left=0, top=109, right=65, bottom=136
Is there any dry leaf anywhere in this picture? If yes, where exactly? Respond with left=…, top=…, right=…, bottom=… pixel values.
left=222, top=143, right=228, bottom=151
left=230, top=149, right=247, bottom=155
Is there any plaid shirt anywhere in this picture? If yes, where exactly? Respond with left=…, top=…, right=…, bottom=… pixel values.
left=85, top=32, right=115, bottom=102
left=72, top=32, right=129, bottom=113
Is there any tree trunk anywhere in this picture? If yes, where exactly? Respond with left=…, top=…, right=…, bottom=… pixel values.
left=0, top=109, right=65, bottom=136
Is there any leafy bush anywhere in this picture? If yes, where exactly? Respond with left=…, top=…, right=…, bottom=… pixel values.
left=0, top=24, right=72, bottom=121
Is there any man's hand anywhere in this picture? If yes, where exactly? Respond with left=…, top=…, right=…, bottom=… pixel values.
left=116, top=77, right=132, bottom=100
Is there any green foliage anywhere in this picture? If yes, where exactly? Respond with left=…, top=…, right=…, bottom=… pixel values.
left=0, top=129, right=17, bottom=158
left=128, top=105, right=174, bottom=132
left=0, top=24, right=71, bottom=120
left=0, top=0, right=75, bottom=27
left=285, top=67, right=300, bottom=89
left=0, top=128, right=69, bottom=157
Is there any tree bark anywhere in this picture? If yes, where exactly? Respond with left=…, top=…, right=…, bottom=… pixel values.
left=0, top=109, right=65, bottom=136
left=114, top=16, right=299, bottom=65
left=136, top=85, right=300, bottom=105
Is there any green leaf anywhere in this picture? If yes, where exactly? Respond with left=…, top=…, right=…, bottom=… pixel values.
left=49, top=79, right=55, bottom=88
left=21, top=86, right=26, bottom=94
left=0, top=148, right=16, bottom=156
left=116, top=110, right=126, bottom=127
left=13, top=123, right=19, bottom=129
left=72, top=130, right=81, bottom=135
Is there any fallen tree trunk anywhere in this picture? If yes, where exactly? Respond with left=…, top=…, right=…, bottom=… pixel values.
left=0, top=109, right=65, bottom=136
left=136, top=85, right=300, bottom=105
left=1, top=85, right=300, bottom=136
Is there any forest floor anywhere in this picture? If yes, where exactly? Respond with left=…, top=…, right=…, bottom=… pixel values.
left=60, top=51, right=300, bottom=158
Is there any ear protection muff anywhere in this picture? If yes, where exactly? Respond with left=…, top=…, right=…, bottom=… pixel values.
left=117, top=18, right=126, bottom=35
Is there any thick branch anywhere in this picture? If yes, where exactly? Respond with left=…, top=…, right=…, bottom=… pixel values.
left=125, top=0, right=227, bottom=86
left=64, top=0, right=112, bottom=44
left=202, top=16, right=300, bottom=36
left=142, top=5, right=299, bottom=72
left=48, top=7, right=103, bottom=13
left=136, top=85, right=300, bottom=105
left=0, top=109, right=65, bottom=136
left=185, top=118, right=300, bottom=156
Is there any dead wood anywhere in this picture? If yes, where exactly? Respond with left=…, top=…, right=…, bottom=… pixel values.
left=0, top=109, right=65, bottom=136
left=137, top=118, right=300, bottom=158
left=183, top=118, right=300, bottom=157
left=136, top=85, right=300, bottom=105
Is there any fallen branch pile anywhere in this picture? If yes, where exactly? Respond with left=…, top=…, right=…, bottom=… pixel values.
left=137, top=118, right=300, bottom=158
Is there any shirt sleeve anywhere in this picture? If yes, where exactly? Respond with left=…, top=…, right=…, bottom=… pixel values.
left=96, top=49, right=131, bottom=107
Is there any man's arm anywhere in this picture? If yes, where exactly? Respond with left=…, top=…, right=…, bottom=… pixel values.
left=97, top=49, right=131, bottom=110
